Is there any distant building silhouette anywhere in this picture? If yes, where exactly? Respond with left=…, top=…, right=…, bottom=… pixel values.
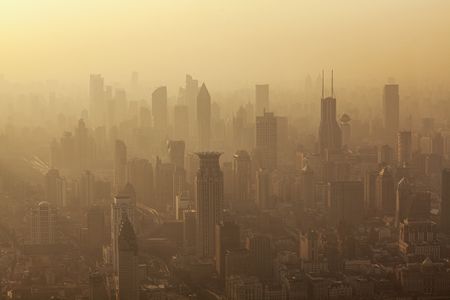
left=256, top=112, right=277, bottom=171
left=197, top=83, right=211, bottom=150
left=255, top=84, right=269, bottom=117
left=31, top=201, right=57, bottom=245
left=383, top=84, right=399, bottom=145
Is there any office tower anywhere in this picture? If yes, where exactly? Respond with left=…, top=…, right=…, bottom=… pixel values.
left=176, top=192, right=192, bottom=220
left=378, top=144, right=394, bottom=166
left=152, top=86, right=168, bottom=132
left=256, top=112, right=277, bottom=170
left=246, top=234, right=272, bottom=282
left=256, top=168, right=272, bottom=209
left=328, top=181, right=364, bottom=226
left=364, top=170, right=378, bottom=211
left=441, top=169, right=450, bottom=234
left=255, top=84, right=269, bottom=116
left=233, top=151, right=252, bottom=208
left=383, top=84, right=400, bottom=144
left=127, top=158, right=153, bottom=206
left=197, top=83, right=211, bottom=150
left=183, top=209, right=197, bottom=250
left=89, top=74, right=105, bottom=126
left=173, top=104, right=189, bottom=141
left=89, top=271, right=108, bottom=300
left=195, top=152, right=223, bottom=258
left=87, top=206, right=105, bottom=259
left=31, top=201, right=57, bottom=245
left=111, top=194, right=136, bottom=272
left=397, top=131, right=412, bottom=165
left=318, top=73, right=342, bottom=154
left=395, top=177, right=413, bottom=227
left=154, top=157, right=175, bottom=210
left=168, top=140, right=185, bottom=170
left=45, top=169, right=66, bottom=207
left=300, top=164, right=315, bottom=209
left=80, top=170, right=95, bottom=207
left=376, top=167, right=396, bottom=215
left=185, top=74, right=199, bottom=139
left=117, top=214, right=139, bottom=300
left=114, top=140, right=127, bottom=193
left=340, top=113, right=351, bottom=147
left=215, top=222, right=241, bottom=280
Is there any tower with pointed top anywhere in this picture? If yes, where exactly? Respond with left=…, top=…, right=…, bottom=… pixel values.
left=117, top=214, right=139, bottom=300
left=197, top=83, right=211, bottom=150
left=318, top=70, right=342, bottom=154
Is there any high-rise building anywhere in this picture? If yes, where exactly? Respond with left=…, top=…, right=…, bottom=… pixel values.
left=31, top=201, right=57, bottom=245
left=117, top=214, right=139, bottom=300
left=197, top=83, right=211, bottom=150
left=378, top=144, right=394, bottom=166
left=87, top=205, right=105, bottom=259
left=111, top=194, right=136, bottom=272
left=396, top=177, right=413, bottom=227
left=256, top=168, right=272, bottom=209
left=168, top=140, right=185, bottom=170
left=246, top=234, right=273, bottom=282
left=364, top=170, right=378, bottom=211
left=328, top=181, right=364, bottom=226
left=152, top=86, right=168, bottom=133
left=154, top=157, right=175, bottom=210
left=340, top=114, right=351, bottom=147
left=89, top=74, right=105, bottom=126
left=173, top=104, right=189, bottom=142
left=215, top=222, right=241, bottom=280
left=255, top=84, right=269, bottom=117
left=80, top=170, right=95, bottom=207
left=195, top=152, right=223, bottom=258
left=376, top=167, right=396, bottom=215
left=185, top=74, right=199, bottom=140
left=300, top=164, right=315, bottom=209
left=183, top=209, right=197, bottom=250
left=397, top=131, right=412, bottom=165
left=299, top=230, right=321, bottom=262
left=233, top=151, right=252, bottom=208
left=256, top=112, right=277, bottom=170
left=127, top=158, right=153, bottom=206
left=383, top=84, right=400, bottom=144
left=441, top=169, right=450, bottom=235
left=318, top=90, right=342, bottom=154
left=114, top=140, right=127, bottom=193
left=45, top=169, right=66, bottom=207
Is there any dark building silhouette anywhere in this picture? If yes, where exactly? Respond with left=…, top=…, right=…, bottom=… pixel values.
left=117, top=214, right=138, bottom=300
left=215, top=222, right=240, bottom=281
left=256, top=112, right=277, bottom=171
left=197, top=83, right=211, bottom=150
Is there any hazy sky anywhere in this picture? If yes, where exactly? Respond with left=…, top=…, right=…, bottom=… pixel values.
left=1, top=0, right=450, bottom=89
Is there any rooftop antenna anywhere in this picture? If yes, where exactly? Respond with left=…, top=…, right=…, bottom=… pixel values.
left=321, top=70, right=324, bottom=99
left=331, top=69, right=334, bottom=98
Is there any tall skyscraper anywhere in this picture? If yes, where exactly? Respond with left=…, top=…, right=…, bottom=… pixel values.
left=89, top=74, right=105, bottom=126
left=215, top=222, right=241, bottom=280
left=195, top=152, right=223, bottom=258
left=197, top=83, right=211, bottom=150
left=45, top=169, right=66, bottom=207
left=80, top=170, right=95, bottom=207
left=376, top=167, right=396, bottom=215
left=256, top=112, right=277, bottom=170
left=383, top=84, right=400, bottom=144
left=318, top=72, right=342, bottom=154
left=246, top=234, right=272, bottom=282
left=152, top=86, right=168, bottom=134
left=114, top=140, right=127, bottom=193
left=233, top=151, right=252, bottom=208
left=117, top=214, right=139, bottom=300
left=255, top=84, right=269, bottom=117
left=31, top=201, right=57, bottom=245
left=111, top=194, right=136, bottom=272
left=397, top=131, right=412, bottom=165
left=441, top=169, right=450, bottom=234
left=185, top=74, right=199, bottom=140
left=127, top=158, right=153, bottom=206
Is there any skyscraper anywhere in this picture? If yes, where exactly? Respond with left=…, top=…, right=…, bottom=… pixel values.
left=111, top=194, right=136, bottom=272
left=117, top=214, right=139, bottom=300
left=45, top=169, right=66, bottom=207
left=441, top=169, right=450, bottom=234
left=300, top=164, right=315, bottom=209
left=31, top=201, right=57, bottom=245
left=328, top=181, right=364, bottom=226
left=89, top=74, right=105, bottom=126
left=80, top=170, right=95, bottom=207
left=185, top=74, right=199, bottom=140
left=197, top=83, right=211, bottom=150
left=383, top=84, right=400, bottom=144
left=114, top=140, right=127, bottom=193
left=215, top=222, right=241, bottom=280
left=397, top=131, right=412, bottom=166
left=255, top=84, right=269, bottom=117
left=246, top=234, right=273, bottom=282
left=256, top=112, right=277, bottom=170
left=233, top=151, right=252, bottom=208
left=396, top=177, right=413, bottom=227
left=318, top=73, right=342, bottom=154
left=173, top=104, right=189, bottom=142
left=168, top=140, right=186, bottom=170
left=127, top=158, right=153, bottom=206
left=196, top=152, right=223, bottom=258
left=152, top=86, right=168, bottom=134
left=376, top=167, right=396, bottom=215
left=256, top=168, right=272, bottom=209
left=87, top=205, right=105, bottom=259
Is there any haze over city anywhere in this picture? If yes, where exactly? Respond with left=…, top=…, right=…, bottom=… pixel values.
left=1, top=1, right=450, bottom=300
